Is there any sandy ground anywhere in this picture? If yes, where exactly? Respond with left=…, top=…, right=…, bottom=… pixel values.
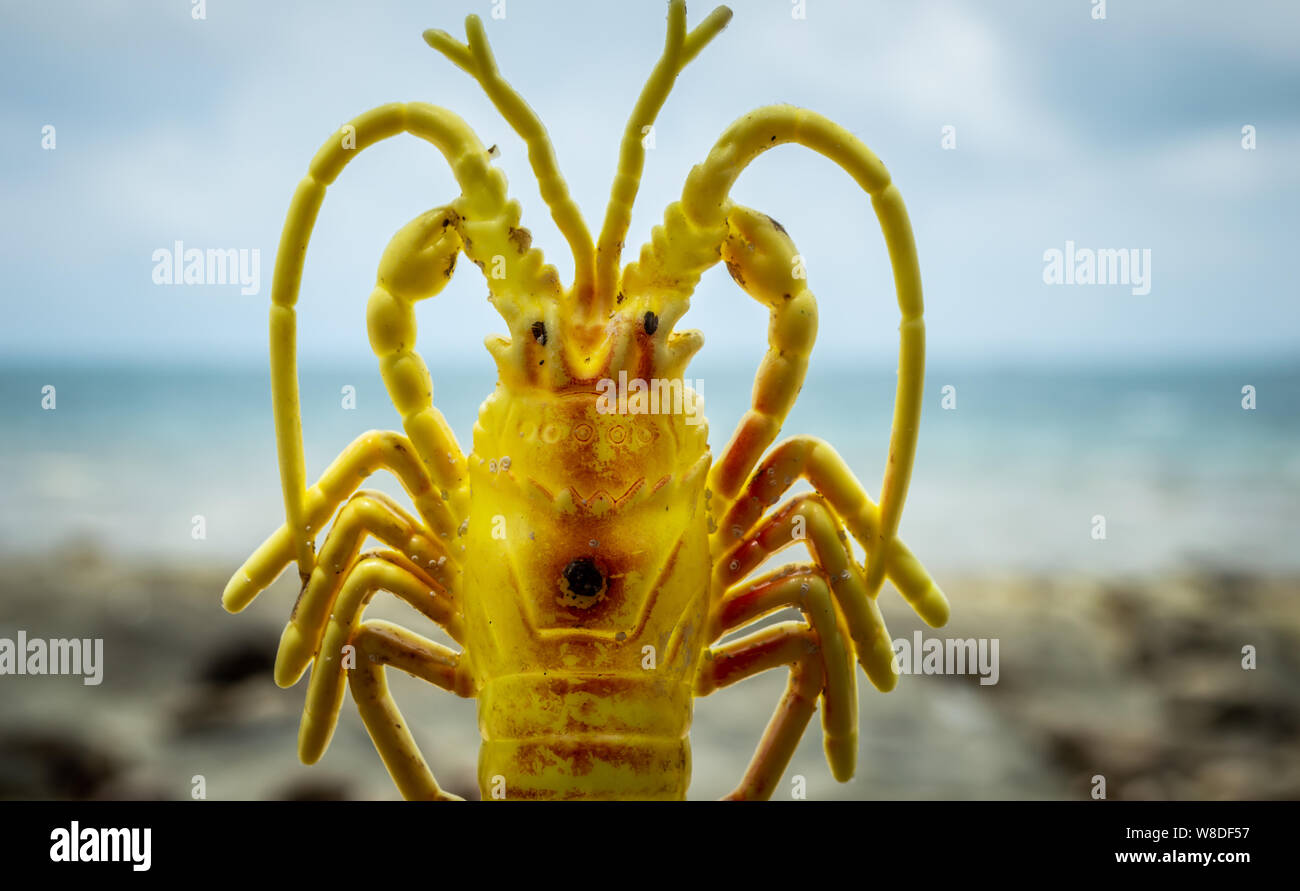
left=0, top=547, right=1296, bottom=801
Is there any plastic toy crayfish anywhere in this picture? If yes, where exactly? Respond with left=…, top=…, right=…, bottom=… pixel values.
left=223, top=1, right=949, bottom=800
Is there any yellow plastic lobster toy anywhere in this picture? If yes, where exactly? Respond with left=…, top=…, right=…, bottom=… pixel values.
left=223, top=1, right=949, bottom=801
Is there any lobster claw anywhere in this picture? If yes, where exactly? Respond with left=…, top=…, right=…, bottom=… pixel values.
left=378, top=206, right=462, bottom=302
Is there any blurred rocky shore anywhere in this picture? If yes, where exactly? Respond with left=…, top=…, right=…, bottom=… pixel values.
left=0, top=546, right=1296, bottom=801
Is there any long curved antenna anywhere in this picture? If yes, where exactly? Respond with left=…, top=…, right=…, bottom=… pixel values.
left=268, top=101, right=527, bottom=580
left=593, top=0, right=732, bottom=321
left=424, top=16, right=596, bottom=305
left=624, top=106, right=925, bottom=602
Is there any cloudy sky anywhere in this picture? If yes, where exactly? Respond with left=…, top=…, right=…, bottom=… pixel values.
left=2, top=0, right=1297, bottom=367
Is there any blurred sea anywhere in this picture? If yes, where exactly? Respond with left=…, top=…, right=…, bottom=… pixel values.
left=1, top=355, right=1298, bottom=802
left=1, top=356, right=1298, bottom=576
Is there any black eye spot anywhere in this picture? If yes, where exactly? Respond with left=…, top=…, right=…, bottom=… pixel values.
left=562, top=557, right=605, bottom=600
left=643, top=311, right=658, bottom=335
left=531, top=321, right=547, bottom=345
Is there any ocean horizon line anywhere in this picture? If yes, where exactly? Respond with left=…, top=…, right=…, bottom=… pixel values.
left=2, top=350, right=1298, bottom=376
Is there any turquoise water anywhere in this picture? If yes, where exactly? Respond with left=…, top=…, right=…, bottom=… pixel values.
left=1, top=357, right=1297, bottom=575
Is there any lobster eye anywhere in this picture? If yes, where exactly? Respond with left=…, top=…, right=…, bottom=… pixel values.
left=560, top=557, right=605, bottom=601
left=531, top=320, right=547, bottom=345
left=643, top=311, right=659, bottom=335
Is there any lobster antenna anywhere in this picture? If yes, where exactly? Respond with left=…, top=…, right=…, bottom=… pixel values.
left=593, top=1, right=732, bottom=321
left=424, top=17, right=596, bottom=306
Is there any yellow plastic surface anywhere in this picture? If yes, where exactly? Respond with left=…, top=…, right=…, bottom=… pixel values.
left=223, top=1, right=947, bottom=801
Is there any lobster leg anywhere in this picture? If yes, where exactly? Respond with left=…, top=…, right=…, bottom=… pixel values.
left=268, top=102, right=495, bottom=577
left=268, top=101, right=564, bottom=580
left=222, top=429, right=458, bottom=613
left=696, top=621, right=825, bottom=801
left=626, top=107, right=926, bottom=598
left=299, top=550, right=467, bottom=770
left=704, top=491, right=912, bottom=794
left=714, top=492, right=897, bottom=692
left=275, top=491, right=460, bottom=688
left=707, top=205, right=819, bottom=516
left=705, top=565, right=857, bottom=781
left=717, top=489, right=909, bottom=691
left=716, top=434, right=949, bottom=628
left=348, top=620, right=465, bottom=801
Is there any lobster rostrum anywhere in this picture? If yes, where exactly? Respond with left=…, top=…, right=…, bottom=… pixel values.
left=223, top=1, right=949, bottom=800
